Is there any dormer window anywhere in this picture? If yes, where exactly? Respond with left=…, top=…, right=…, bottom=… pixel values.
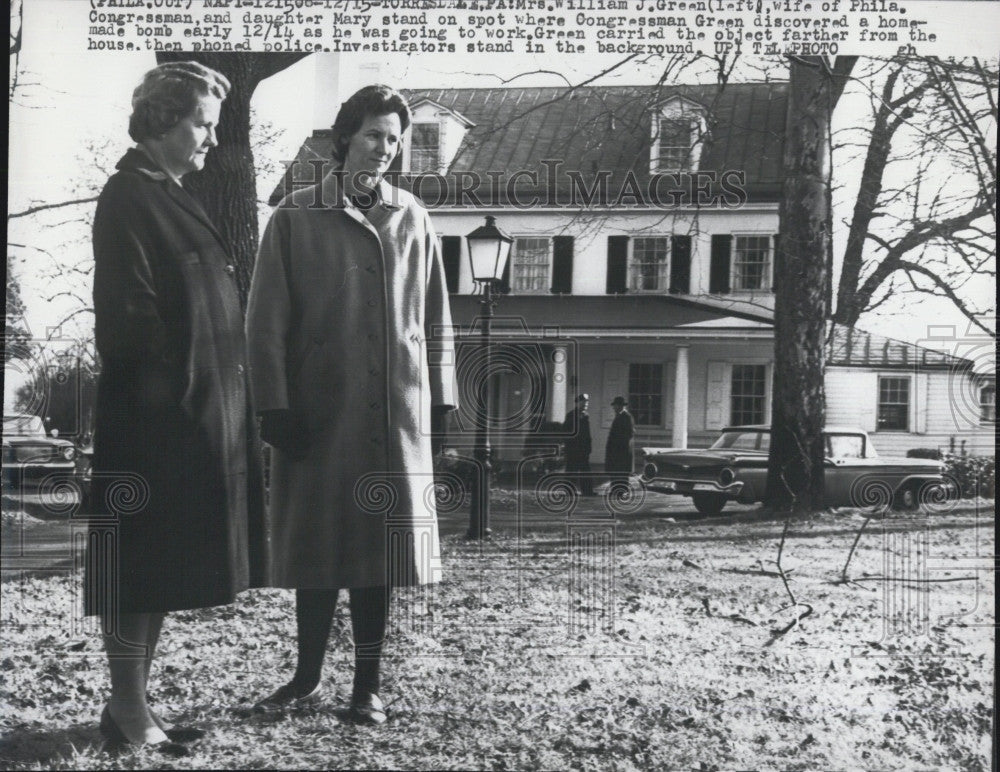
left=657, top=118, right=694, bottom=172
left=650, top=96, right=707, bottom=175
left=410, top=122, right=440, bottom=174
left=404, top=98, right=475, bottom=176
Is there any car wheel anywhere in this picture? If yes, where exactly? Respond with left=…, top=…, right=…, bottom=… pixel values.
left=692, top=493, right=727, bottom=516
left=892, top=484, right=920, bottom=511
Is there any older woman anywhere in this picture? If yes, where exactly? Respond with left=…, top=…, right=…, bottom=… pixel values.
left=246, top=85, right=455, bottom=723
left=86, top=61, right=267, bottom=754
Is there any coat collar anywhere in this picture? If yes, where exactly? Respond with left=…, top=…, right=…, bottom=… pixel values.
left=117, top=147, right=228, bottom=251
left=317, top=168, right=403, bottom=234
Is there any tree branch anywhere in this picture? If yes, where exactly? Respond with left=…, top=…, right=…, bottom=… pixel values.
left=8, top=197, right=99, bottom=220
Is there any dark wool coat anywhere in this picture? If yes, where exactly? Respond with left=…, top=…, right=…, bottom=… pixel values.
left=246, top=173, right=455, bottom=589
left=85, top=148, right=267, bottom=615
left=563, top=407, right=592, bottom=467
left=605, top=409, right=636, bottom=474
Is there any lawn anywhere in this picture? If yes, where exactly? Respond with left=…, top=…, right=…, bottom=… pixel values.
left=0, top=497, right=994, bottom=770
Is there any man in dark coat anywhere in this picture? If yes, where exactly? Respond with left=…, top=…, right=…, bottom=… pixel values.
left=605, top=396, right=635, bottom=489
left=563, top=393, right=593, bottom=495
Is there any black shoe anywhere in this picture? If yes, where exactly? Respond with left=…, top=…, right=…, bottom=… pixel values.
left=99, top=705, right=189, bottom=758
left=151, top=711, right=205, bottom=743
left=253, top=681, right=324, bottom=713
left=163, top=725, right=206, bottom=743
left=347, top=692, right=387, bottom=725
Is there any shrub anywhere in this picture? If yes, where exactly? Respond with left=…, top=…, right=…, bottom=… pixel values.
left=942, top=453, right=995, bottom=499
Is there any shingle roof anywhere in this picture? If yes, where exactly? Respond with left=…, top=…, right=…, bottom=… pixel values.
left=826, top=325, right=974, bottom=371
left=269, top=83, right=788, bottom=206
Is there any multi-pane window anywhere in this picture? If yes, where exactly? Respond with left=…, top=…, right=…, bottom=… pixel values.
left=733, top=236, right=772, bottom=291
left=731, top=364, right=767, bottom=425
left=630, top=237, right=669, bottom=292
left=657, top=117, right=692, bottom=171
left=877, top=377, right=910, bottom=431
left=410, top=123, right=440, bottom=174
left=979, top=386, right=995, bottom=423
left=628, top=363, right=663, bottom=426
left=511, top=237, right=550, bottom=293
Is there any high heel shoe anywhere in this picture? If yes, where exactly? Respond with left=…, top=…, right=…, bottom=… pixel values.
left=99, top=705, right=190, bottom=757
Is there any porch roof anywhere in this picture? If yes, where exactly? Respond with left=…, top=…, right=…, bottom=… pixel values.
left=447, top=294, right=774, bottom=339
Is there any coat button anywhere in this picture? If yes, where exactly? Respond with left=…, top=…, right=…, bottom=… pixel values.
left=367, top=299, right=377, bottom=307
left=366, top=265, right=376, bottom=274
left=225, top=264, right=236, bottom=276
left=368, top=368, right=378, bottom=376
left=236, top=364, right=245, bottom=375
left=368, top=334, right=378, bottom=342
left=368, top=401, right=379, bottom=410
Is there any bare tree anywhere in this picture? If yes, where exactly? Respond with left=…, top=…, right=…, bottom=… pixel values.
left=155, top=52, right=309, bottom=305
left=765, top=56, right=856, bottom=514
left=833, top=56, right=997, bottom=337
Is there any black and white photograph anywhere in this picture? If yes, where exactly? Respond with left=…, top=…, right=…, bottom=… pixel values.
left=3, top=1, right=996, bottom=768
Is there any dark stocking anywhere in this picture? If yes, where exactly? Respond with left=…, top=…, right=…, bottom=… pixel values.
left=349, top=586, right=389, bottom=699
left=292, top=588, right=338, bottom=692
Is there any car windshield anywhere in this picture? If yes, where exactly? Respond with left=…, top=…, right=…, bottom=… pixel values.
left=826, top=433, right=873, bottom=459
left=711, top=430, right=770, bottom=451
left=3, top=415, right=46, bottom=437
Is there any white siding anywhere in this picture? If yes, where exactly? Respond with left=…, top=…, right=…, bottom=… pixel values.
left=827, top=367, right=996, bottom=457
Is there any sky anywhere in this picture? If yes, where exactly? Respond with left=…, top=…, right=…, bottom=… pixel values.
left=6, top=0, right=998, bottom=407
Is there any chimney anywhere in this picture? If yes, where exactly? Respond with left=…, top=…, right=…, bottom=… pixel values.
left=313, top=55, right=386, bottom=131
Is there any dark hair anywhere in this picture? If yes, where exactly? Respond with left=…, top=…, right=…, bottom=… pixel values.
left=128, top=61, right=230, bottom=143
left=329, top=85, right=412, bottom=163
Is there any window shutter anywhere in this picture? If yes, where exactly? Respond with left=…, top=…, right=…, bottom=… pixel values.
left=709, top=235, right=732, bottom=294
left=606, top=235, right=629, bottom=294
left=772, top=233, right=780, bottom=291
left=705, top=362, right=730, bottom=430
left=441, top=236, right=461, bottom=293
left=602, top=360, right=627, bottom=429
left=859, top=372, right=879, bottom=433
left=669, top=235, right=691, bottom=294
left=551, top=235, right=574, bottom=294
left=499, top=252, right=511, bottom=294
left=913, top=373, right=928, bottom=434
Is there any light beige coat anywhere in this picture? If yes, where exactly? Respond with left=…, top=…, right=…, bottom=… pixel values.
left=246, top=173, right=455, bottom=588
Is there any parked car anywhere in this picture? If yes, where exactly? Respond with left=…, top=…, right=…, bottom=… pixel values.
left=1, top=413, right=78, bottom=492
left=640, top=425, right=953, bottom=515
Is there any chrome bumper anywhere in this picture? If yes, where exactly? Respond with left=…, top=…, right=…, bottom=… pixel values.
left=640, top=477, right=745, bottom=497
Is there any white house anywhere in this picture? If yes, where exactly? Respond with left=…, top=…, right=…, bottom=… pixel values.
left=272, top=69, right=995, bottom=465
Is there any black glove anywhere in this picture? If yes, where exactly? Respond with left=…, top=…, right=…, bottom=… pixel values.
left=430, top=405, right=453, bottom=457
left=259, top=409, right=311, bottom=461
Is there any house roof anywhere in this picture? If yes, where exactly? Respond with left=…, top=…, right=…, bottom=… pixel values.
left=269, top=83, right=788, bottom=206
left=826, top=325, right=975, bottom=371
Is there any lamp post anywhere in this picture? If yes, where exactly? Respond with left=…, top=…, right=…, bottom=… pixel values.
left=465, top=215, right=513, bottom=540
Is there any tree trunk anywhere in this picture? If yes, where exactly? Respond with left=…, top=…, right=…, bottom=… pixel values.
left=766, top=57, right=853, bottom=513
left=154, top=53, right=308, bottom=306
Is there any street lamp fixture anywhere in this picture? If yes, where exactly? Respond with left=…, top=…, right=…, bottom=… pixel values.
left=465, top=215, right=512, bottom=540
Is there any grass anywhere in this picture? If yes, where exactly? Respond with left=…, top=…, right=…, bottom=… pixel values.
left=0, top=499, right=995, bottom=770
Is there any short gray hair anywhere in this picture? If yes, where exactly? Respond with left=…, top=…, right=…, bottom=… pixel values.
left=128, top=61, right=230, bottom=142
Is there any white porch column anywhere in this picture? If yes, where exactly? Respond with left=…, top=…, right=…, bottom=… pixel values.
left=549, top=345, right=568, bottom=422
left=672, top=345, right=690, bottom=448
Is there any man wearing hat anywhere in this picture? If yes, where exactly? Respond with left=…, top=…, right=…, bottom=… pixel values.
left=563, top=393, right=594, bottom=496
left=605, top=396, right=635, bottom=490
